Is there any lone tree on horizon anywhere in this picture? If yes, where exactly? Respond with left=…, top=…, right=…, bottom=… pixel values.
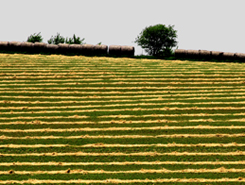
left=135, top=24, right=178, bottom=57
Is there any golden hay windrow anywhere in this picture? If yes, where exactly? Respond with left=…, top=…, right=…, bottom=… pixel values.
left=0, top=134, right=244, bottom=139
left=1, top=112, right=244, bottom=121
left=2, top=161, right=245, bottom=166
left=0, top=167, right=245, bottom=175
left=0, top=178, right=244, bottom=184
left=0, top=143, right=243, bottom=148
left=1, top=125, right=245, bottom=133
left=1, top=76, right=245, bottom=81
left=2, top=118, right=245, bottom=126
left=1, top=151, right=245, bottom=157
left=1, top=90, right=245, bottom=97
left=1, top=102, right=245, bottom=111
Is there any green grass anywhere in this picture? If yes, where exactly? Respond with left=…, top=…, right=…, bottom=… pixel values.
left=0, top=53, right=245, bottom=184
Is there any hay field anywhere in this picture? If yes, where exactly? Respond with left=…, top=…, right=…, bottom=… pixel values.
left=0, top=53, right=245, bottom=184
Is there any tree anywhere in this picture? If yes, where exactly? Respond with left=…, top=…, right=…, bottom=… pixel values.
left=27, top=32, right=43, bottom=43
left=47, top=33, right=65, bottom=44
left=65, top=34, right=85, bottom=44
left=135, top=24, right=178, bottom=57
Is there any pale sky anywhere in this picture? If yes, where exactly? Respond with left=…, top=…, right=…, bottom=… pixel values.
left=1, top=0, right=245, bottom=55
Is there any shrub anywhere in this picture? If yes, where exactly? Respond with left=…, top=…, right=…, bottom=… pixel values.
left=27, top=32, right=43, bottom=43
left=65, top=34, right=85, bottom=44
left=48, top=33, right=65, bottom=45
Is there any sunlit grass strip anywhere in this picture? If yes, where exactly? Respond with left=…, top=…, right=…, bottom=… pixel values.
left=0, top=81, right=244, bottom=85
left=0, top=86, right=245, bottom=94
left=1, top=151, right=245, bottom=157
left=1, top=113, right=244, bottom=121
left=2, top=107, right=245, bottom=116
left=0, top=115, right=88, bottom=120
left=2, top=77, right=245, bottom=82
left=2, top=94, right=245, bottom=100
left=1, top=99, right=245, bottom=106
left=2, top=161, right=245, bottom=166
left=1, top=125, right=245, bottom=133
left=1, top=118, right=245, bottom=126
left=2, top=91, right=245, bottom=97
left=0, top=134, right=244, bottom=139
left=0, top=178, right=244, bottom=184
left=0, top=143, right=244, bottom=147
left=1, top=104, right=245, bottom=112
left=99, top=112, right=245, bottom=118
left=1, top=168, right=245, bottom=175
left=2, top=73, right=245, bottom=78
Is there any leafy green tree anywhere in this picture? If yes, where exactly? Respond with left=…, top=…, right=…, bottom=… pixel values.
left=47, top=33, right=65, bottom=44
left=65, top=34, right=85, bottom=44
left=27, top=32, right=43, bottom=43
left=135, top=24, right=178, bottom=57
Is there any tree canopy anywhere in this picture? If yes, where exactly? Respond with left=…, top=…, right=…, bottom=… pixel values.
left=135, top=24, right=178, bottom=57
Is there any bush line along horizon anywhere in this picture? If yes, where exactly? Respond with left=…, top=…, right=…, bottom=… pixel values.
left=0, top=24, right=245, bottom=61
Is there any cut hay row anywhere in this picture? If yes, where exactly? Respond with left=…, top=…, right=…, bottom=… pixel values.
left=1, top=81, right=244, bottom=85
left=1, top=113, right=244, bottom=121
left=2, top=77, right=245, bottom=82
left=2, top=161, right=245, bottom=166
left=1, top=102, right=245, bottom=112
left=0, top=134, right=244, bottom=139
left=175, top=49, right=245, bottom=62
left=0, top=119, right=178, bottom=125
left=0, top=115, right=88, bottom=120
left=1, top=95, right=245, bottom=103
left=2, top=102, right=245, bottom=111
left=1, top=73, right=245, bottom=78
left=2, top=68, right=244, bottom=72
left=1, top=125, right=244, bottom=133
left=1, top=151, right=245, bottom=157
left=98, top=112, right=245, bottom=119
left=2, top=106, right=245, bottom=116
left=0, top=86, right=244, bottom=90
left=0, top=41, right=135, bottom=57
left=1, top=118, right=245, bottom=126
left=1, top=168, right=245, bottom=175
left=2, top=89, right=245, bottom=96
left=2, top=72, right=245, bottom=77
left=0, top=143, right=244, bottom=148
left=1, top=99, right=245, bottom=107
left=2, top=93, right=245, bottom=100
left=0, top=178, right=244, bottom=184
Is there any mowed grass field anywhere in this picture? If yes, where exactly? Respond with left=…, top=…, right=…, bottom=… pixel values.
left=0, top=53, right=245, bottom=184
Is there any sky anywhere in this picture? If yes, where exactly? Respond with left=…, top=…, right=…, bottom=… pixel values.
left=1, top=0, right=245, bottom=56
